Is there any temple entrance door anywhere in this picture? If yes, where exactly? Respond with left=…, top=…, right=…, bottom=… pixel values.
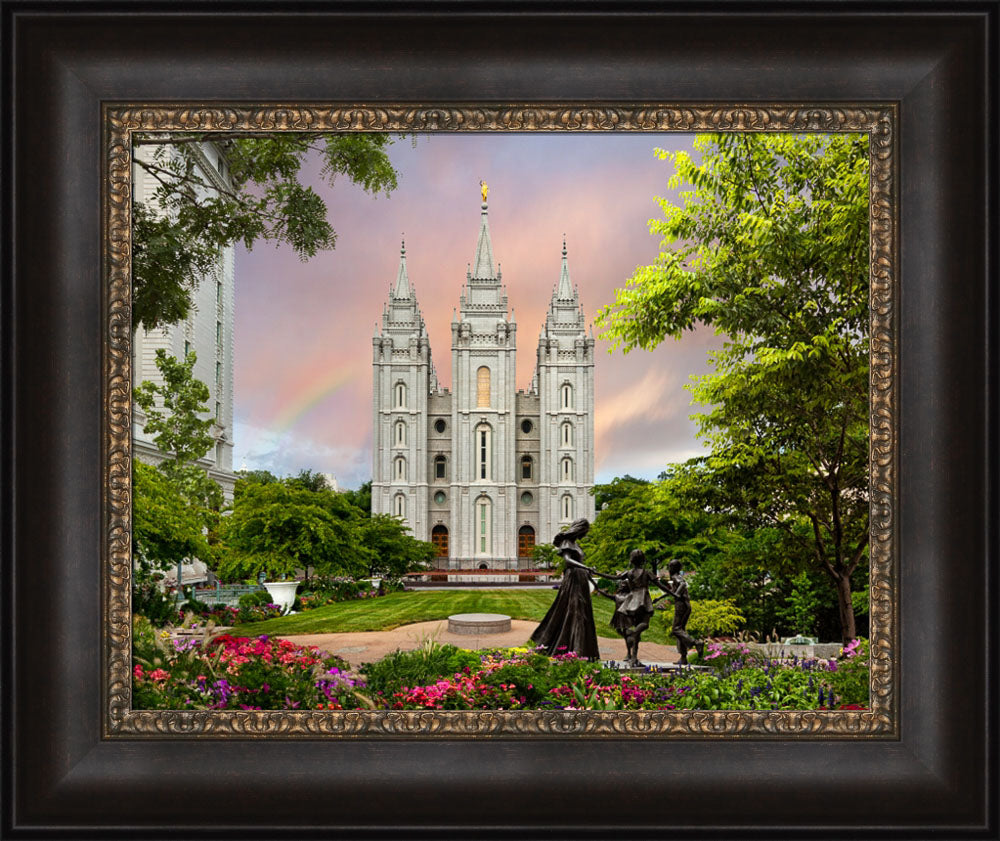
left=431, top=525, right=449, bottom=559
left=518, top=525, right=535, bottom=558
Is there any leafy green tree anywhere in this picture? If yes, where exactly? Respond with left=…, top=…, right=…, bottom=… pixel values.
left=285, top=469, right=330, bottom=493
left=133, top=350, right=223, bottom=586
left=217, top=482, right=369, bottom=582
left=583, top=477, right=712, bottom=576
left=133, top=349, right=223, bottom=512
left=235, top=468, right=280, bottom=493
left=596, top=133, right=869, bottom=643
left=341, top=480, right=373, bottom=517
left=531, top=543, right=559, bottom=569
left=360, top=514, right=437, bottom=581
left=133, top=134, right=399, bottom=332
left=593, top=474, right=650, bottom=511
left=132, top=460, right=212, bottom=577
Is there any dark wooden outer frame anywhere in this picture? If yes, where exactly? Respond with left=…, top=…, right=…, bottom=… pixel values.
left=3, top=3, right=996, bottom=838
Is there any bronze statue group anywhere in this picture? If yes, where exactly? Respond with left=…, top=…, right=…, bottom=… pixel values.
left=530, top=518, right=705, bottom=667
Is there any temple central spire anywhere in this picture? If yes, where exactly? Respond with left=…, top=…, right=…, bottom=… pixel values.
left=471, top=195, right=496, bottom=279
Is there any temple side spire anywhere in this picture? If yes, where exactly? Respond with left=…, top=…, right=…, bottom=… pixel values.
left=557, top=236, right=574, bottom=299
left=393, top=238, right=411, bottom=298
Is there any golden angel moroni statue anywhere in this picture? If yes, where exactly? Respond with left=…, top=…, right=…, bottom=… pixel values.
left=480, top=180, right=488, bottom=203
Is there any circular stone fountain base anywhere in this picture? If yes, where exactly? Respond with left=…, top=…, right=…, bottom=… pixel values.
left=447, top=613, right=512, bottom=635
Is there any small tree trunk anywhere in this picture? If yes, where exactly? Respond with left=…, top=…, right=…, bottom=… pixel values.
left=834, top=571, right=856, bottom=645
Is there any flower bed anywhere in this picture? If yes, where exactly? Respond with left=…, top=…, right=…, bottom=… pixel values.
left=379, top=641, right=870, bottom=711
left=132, top=616, right=369, bottom=710
left=132, top=617, right=870, bottom=713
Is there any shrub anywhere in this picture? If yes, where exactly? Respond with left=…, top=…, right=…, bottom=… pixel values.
left=133, top=580, right=176, bottom=626
left=183, top=597, right=212, bottom=615
left=295, top=578, right=385, bottom=611
left=658, top=598, right=746, bottom=638
left=238, top=590, right=272, bottom=608
left=360, top=640, right=481, bottom=699
left=821, top=638, right=870, bottom=707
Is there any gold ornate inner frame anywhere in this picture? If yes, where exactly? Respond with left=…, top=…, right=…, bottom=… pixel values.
left=104, top=104, right=897, bottom=739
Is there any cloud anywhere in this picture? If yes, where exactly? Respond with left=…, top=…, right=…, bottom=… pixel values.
left=233, top=420, right=371, bottom=490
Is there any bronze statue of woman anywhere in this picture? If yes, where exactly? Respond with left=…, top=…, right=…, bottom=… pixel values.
left=530, top=518, right=600, bottom=661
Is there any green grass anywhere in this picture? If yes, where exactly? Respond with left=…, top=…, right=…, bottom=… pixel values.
left=237, top=588, right=677, bottom=645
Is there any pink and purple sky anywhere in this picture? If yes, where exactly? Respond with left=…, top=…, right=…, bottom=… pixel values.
left=232, top=133, right=723, bottom=489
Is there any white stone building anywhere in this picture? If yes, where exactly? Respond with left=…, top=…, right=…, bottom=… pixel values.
left=132, top=141, right=237, bottom=502
left=372, top=199, right=595, bottom=569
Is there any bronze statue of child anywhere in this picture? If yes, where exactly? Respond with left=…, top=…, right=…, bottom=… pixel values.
left=655, top=558, right=705, bottom=665
left=594, top=549, right=657, bottom=667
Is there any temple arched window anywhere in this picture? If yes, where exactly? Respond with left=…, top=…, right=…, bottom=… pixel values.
left=477, top=496, right=492, bottom=555
left=475, top=423, right=492, bottom=481
left=477, top=366, right=491, bottom=408
left=561, top=494, right=573, bottom=520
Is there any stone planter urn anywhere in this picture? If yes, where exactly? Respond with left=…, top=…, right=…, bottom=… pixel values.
left=262, top=580, right=299, bottom=615
left=368, top=577, right=381, bottom=592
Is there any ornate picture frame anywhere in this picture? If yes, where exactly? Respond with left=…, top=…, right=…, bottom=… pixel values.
left=107, top=104, right=897, bottom=739
left=4, top=4, right=994, bottom=837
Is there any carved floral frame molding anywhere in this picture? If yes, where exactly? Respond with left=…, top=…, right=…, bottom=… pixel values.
left=104, top=104, right=897, bottom=738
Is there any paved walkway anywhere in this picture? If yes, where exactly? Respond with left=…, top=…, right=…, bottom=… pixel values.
left=283, top=619, right=681, bottom=669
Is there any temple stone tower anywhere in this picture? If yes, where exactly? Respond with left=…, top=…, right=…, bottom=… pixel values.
left=372, top=193, right=595, bottom=569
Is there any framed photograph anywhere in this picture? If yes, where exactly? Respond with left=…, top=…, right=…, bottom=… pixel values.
left=3, top=3, right=995, bottom=838
left=117, top=116, right=887, bottom=727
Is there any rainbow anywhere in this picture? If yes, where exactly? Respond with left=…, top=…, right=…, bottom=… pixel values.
left=269, top=365, right=359, bottom=435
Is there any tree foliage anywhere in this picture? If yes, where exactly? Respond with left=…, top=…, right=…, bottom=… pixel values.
left=132, top=133, right=399, bottom=331
left=340, top=480, right=373, bottom=517
left=361, top=514, right=437, bottom=580
left=596, top=133, right=870, bottom=642
left=583, top=475, right=714, bottom=576
left=217, top=482, right=368, bottom=582
left=531, top=543, right=559, bottom=569
left=217, top=477, right=432, bottom=583
left=132, top=460, right=212, bottom=576
left=134, top=351, right=216, bottom=473
left=132, top=350, right=223, bottom=574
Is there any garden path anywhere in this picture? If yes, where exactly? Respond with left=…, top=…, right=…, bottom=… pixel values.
left=283, top=619, right=682, bottom=669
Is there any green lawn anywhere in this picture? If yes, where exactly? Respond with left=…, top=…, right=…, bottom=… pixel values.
left=238, top=588, right=677, bottom=645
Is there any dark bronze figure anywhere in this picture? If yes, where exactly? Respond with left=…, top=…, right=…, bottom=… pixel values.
left=657, top=558, right=705, bottom=665
left=594, top=549, right=656, bottom=667
left=530, top=518, right=600, bottom=661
